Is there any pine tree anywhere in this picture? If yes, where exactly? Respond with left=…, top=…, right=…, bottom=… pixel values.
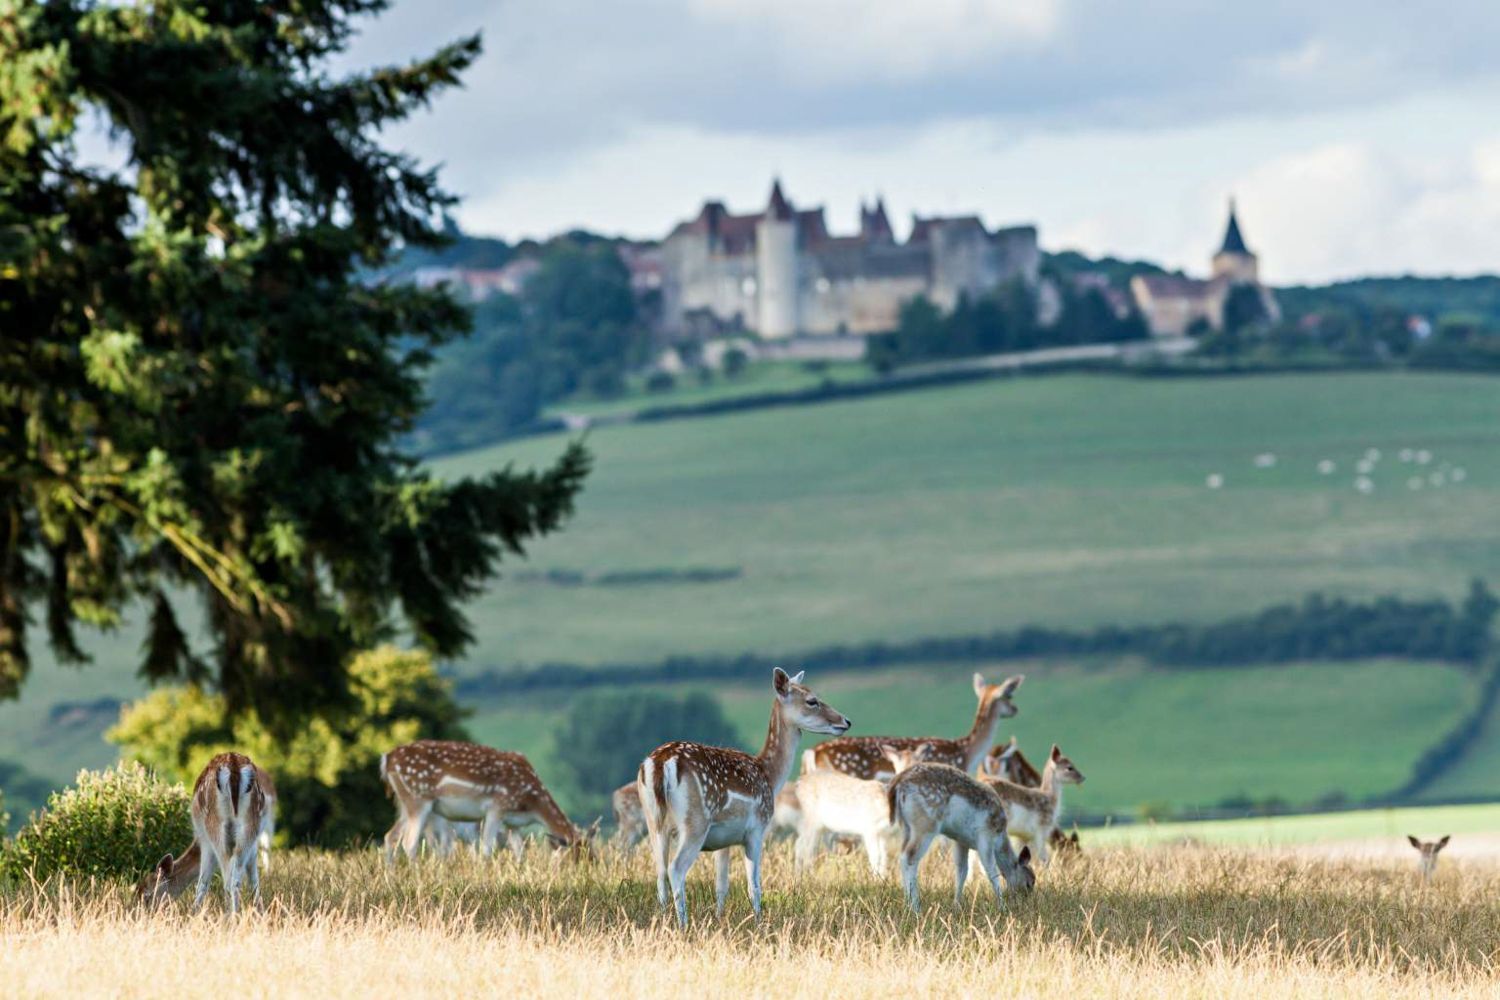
left=0, top=1, right=587, bottom=720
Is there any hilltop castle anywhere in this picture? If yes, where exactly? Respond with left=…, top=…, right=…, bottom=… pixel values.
left=659, top=180, right=1040, bottom=339
left=1130, top=202, right=1280, bottom=337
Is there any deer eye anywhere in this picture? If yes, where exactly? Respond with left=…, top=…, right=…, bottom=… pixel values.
left=806, top=698, right=819, bottom=707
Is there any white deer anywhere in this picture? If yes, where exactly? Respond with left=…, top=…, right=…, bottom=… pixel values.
left=612, top=781, right=647, bottom=848
left=982, top=743, right=1085, bottom=865
left=792, top=743, right=933, bottom=876
left=380, top=740, right=593, bottom=861
left=638, top=668, right=850, bottom=927
left=886, top=761, right=1035, bottom=913
left=136, top=752, right=276, bottom=915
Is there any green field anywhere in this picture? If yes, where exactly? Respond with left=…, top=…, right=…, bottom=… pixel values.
left=468, top=657, right=1477, bottom=817
left=1089, top=802, right=1500, bottom=847
left=442, top=372, right=1500, bottom=668
left=545, top=359, right=872, bottom=419
left=4, top=371, right=1500, bottom=823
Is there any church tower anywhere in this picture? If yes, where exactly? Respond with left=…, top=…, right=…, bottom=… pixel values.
left=755, top=179, right=799, bottom=338
left=1211, top=199, right=1259, bottom=284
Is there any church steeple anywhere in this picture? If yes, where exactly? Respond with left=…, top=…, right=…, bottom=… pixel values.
left=767, top=178, right=793, bottom=221
left=1219, top=198, right=1249, bottom=255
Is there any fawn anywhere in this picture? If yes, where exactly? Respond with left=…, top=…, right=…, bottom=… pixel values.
left=792, top=744, right=933, bottom=876
left=1407, top=834, right=1450, bottom=882
left=983, top=744, right=1085, bottom=864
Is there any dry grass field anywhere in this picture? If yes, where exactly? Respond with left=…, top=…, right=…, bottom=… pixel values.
left=4, top=843, right=1497, bottom=999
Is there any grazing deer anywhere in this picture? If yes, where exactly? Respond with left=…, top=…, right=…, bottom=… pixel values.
left=806, top=673, right=1022, bottom=779
left=982, top=744, right=1085, bottom=864
left=1407, top=834, right=1450, bottom=882
left=792, top=743, right=933, bottom=876
left=887, top=761, right=1035, bottom=913
left=612, top=781, right=647, bottom=847
left=137, top=752, right=276, bottom=915
left=380, top=740, right=592, bottom=862
left=638, top=668, right=850, bottom=927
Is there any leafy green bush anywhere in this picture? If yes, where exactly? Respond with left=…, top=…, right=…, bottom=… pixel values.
left=551, top=690, right=741, bottom=816
left=109, top=646, right=468, bottom=848
left=2, top=762, right=191, bottom=882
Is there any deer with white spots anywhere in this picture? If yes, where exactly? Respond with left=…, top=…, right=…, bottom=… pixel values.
left=136, top=752, right=276, bottom=915
left=638, top=668, right=851, bottom=927
left=981, top=744, right=1085, bottom=864
left=1407, top=834, right=1450, bottom=882
left=886, top=761, right=1036, bottom=913
left=791, top=743, right=934, bottom=876
left=805, top=673, right=1022, bottom=779
left=380, top=740, right=593, bottom=862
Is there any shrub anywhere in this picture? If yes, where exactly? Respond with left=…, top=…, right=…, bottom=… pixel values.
left=551, top=690, right=742, bottom=816
left=645, top=370, right=676, bottom=393
left=722, top=347, right=749, bottom=378
left=109, top=646, right=469, bottom=848
left=2, top=762, right=191, bottom=882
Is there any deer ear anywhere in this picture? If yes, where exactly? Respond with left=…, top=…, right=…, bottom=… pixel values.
left=972, top=673, right=986, bottom=698
left=1437, top=835, right=1451, bottom=850
left=156, top=853, right=173, bottom=873
left=773, top=668, right=791, bottom=696
left=790, top=670, right=805, bottom=685
left=1406, top=835, right=1422, bottom=850
left=1050, top=744, right=1062, bottom=761
left=1000, top=674, right=1024, bottom=697
left=1018, top=845, right=1032, bottom=864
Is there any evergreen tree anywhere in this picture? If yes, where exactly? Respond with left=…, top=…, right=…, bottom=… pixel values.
left=0, top=1, right=587, bottom=720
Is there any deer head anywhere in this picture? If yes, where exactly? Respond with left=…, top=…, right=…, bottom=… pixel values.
left=135, top=853, right=177, bottom=905
left=1407, top=834, right=1450, bottom=880
left=1048, top=745, right=1085, bottom=785
left=775, top=668, right=851, bottom=736
left=1012, top=844, right=1037, bottom=892
left=981, top=737, right=1019, bottom=779
left=880, top=742, right=936, bottom=775
left=975, top=673, right=1023, bottom=720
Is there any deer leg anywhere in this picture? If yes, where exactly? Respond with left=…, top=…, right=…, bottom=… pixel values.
left=899, top=828, right=935, bottom=915
left=793, top=820, right=820, bottom=871
left=743, top=831, right=766, bottom=920
left=382, top=816, right=406, bottom=865
left=864, top=832, right=887, bottom=877
left=668, top=822, right=707, bottom=928
left=976, top=835, right=1008, bottom=909
left=952, top=838, right=971, bottom=908
left=224, top=851, right=242, bottom=917
left=192, top=846, right=219, bottom=909
left=991, top=830, right=1030, bottom=895
left=714, top=849, right=732, bottom=917
left=245, top=850, right=261, bottom=907
left=402, top=802, right=434, bottom=861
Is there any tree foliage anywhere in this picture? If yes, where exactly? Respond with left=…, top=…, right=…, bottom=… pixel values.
left=0, top=1, right=587, bottom=718
left=108, top=645, right=468, bottom=847
left=550, top=690, right=741, bottom=815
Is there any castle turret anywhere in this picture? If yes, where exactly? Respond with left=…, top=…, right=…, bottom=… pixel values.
left=1211, top=199, right=1259, bottom=284
left=756, top=179, right=799, bottom=338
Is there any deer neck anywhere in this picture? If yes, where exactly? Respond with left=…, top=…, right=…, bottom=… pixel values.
left=1039, top=760, right=1064, bottom=812
left=756, top=704, right=801, bottom=795
left=959, top=697, right=1003, bottom=768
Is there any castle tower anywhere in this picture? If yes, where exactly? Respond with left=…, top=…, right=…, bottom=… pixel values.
left=1211, top=199, right=1259, bottom=284
left=755, top=179, right=799, bottom=338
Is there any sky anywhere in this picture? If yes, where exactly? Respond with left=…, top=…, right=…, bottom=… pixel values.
left=344, top=1, right=1500, bottom=285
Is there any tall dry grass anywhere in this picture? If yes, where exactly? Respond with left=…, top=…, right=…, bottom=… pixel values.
left=3, top=842, right=1496, bottom=998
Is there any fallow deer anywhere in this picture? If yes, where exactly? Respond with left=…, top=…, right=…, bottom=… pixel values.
left=136, top=752, right=276, bottom=915
left=792, top=743, right=933, bottom=876
left=380, top=740, right=592, bottom=861
left=981, top=737, right=1042, bottom=787
left=806, top=673, right=1022, bottom=779
left=886, top=761, right=1035, bottom=913
left=612, top=781, right=647, bottom=847
left=638, top=668, right=850, bottom=927
left=771, top=784, right=802, bottom=840
left=982, top=744, right=1085, bottom=864
left=1407, top=834, right=1450, bottom=882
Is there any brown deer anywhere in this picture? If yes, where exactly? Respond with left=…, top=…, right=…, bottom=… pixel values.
left=612, top=781, right=647, bottom=847
left=638, top=668, right=850, bottom=927
left=380, top=740, right=592, bottom=861
left=982, top=744, right=1085, bottom=864
left=806, top=673, right=1022, bottom=779
left=136, top=752, right=276, bottom=915
left=886, top=761, right=1035, bottom=913
left=1407, top=834, right=1450, bottom=882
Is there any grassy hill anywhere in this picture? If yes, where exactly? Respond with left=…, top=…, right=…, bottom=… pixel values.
left=4, top=370, right=1500, bottom=823
left=436, top=371, right=1500, bottom=668
left=467, top=657, right=1476, bottom=818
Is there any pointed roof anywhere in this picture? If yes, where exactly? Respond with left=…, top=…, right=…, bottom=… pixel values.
left=1219, top=198, right=1249, bottom=255
left=767, top=178, right=793, bottom=221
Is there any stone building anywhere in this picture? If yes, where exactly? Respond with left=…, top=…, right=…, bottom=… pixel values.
left=658, top=180, right=1039, bottom=338
left=1130, top=201, right=1279, bottom=337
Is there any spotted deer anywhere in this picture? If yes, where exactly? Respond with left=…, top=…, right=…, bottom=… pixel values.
left=886, top=761, right=1035, bottom=913
left=982, top=744, right=1085, bottom=864
left=984, top=740, right=1083, bottom=859
left=612, top=781, right=647, bottom=847
left=638, top=668, right=851, bottom=927
left=792, top=743, right=933, bottom=876
left=136, top=752, right=276, bottom=914
left=806, top=673, right=1022, bottom=779
left=1407, top=834, right=1450, bottom=882
left=380, top=740, right=593, bottom=862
